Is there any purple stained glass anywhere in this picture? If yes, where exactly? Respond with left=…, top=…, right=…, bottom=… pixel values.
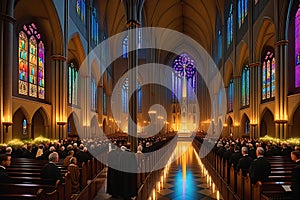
left=173, top=54, right=196, bottom=79
left=295, top=7, right=300, bottom=88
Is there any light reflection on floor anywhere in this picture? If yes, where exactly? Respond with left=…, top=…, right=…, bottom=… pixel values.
left=149, top=142, right=223, bottom=200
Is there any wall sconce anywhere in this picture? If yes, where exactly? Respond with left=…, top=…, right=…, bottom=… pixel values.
left=57, top=121, right=67, bottom=126
left=2, top=122, right=13, bottom=133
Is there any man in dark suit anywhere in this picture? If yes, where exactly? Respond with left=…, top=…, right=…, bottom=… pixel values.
left=291, top=150, right=300, bottom=199
left=237, top=146, right=253, bottom=176
left=0, top=154, right=11, bottom=183
left=249, top=147, right=270, bottom=184
left=229, top=146, right=242, bottom=170
left=41, top=152, right=63, bottom=185
left=75, top=144, right=90, bottom=163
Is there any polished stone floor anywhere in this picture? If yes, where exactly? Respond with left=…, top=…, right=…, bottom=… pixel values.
left=94, top=142, right=223, bottom=200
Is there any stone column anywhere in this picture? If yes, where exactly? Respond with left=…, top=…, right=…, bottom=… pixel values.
left=51, top=55, right=67, bottom=139
left=1, top=0, right=15, bottom=143
left=123, top=0, right=145, bottom=153
left=249, top=62, right=260, bottom=138
left=274, top=40, right=288, bottom=139
left=233, top=76, right=241, bottom=137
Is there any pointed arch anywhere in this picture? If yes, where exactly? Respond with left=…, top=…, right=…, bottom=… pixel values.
left=255, top=18, right=275, bottom=62
left=32, top=107, right=49, bottom=138
left=236, top=41, right=249, bottom=76
left=67, top=112, right=80, bottom=137
left=68, top=33, right=86, bottom=65
left=260, top=108, right=275, bottom=137
left=12, top=107, right=30, bottom=139
left=241, top=113, right=250, bottom=135
left=224, top=59, right=233, bottom=87
left=90, top=115, right=99, bottom=138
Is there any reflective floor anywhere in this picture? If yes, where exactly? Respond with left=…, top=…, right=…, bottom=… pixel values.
left=149, top=142, right=223, bottom=200
left=94, top=142, right=223, bottom=200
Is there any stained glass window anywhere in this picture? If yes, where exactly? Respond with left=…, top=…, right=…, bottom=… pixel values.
left=245, top=120, right=250, bottom=134
left=228, top=78, right=234, bottom=112
left=218, top=89, right=223, bottom=115
left=91, top=8, right=99, bottom=45
left=217, top=29, right=222, bottom=61
left=103, top=92, right=107, bottom=115
left=18, top=23, right=45, bottom=99
left=172, top=54, right=196, bottom=101
left=241, top=65, right=250, bottom=107
left=76, top=0, right=86, bottom=23
left=22, top=119, right=27, bottom=134
left=91, top=79, right=97, bottom=111
left=122, top=36, right=128, bottom=58
left=227, top=3, right=233, bottom=48
left=295, top=7, right=300, bottom=88
left=122, top=30, right=142, bottom=58
left=122, top=78, right=142, bottom=113
left=238, top=0, right=248, bottom=28
left=68, top=62, right=79, bottom=105
left=262, top=49, right=275, bottom=100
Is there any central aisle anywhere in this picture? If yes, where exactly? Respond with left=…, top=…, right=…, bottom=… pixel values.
left=151, top=142, right=223, bottom=200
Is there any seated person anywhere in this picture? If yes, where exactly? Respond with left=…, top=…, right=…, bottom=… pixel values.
left=291, top=151, right=300, bottom=199
left=249, top=147, right=270, bottom=184
left=41, top=152, right=63, bottom=185
left=63, top=150, right=74, bottom=166
left=0, top=154, right=11, bottom=183
left=68, top=157, right=80, bottom=193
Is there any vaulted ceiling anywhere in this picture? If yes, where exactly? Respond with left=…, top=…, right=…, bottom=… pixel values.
left=98, top=0, right=225, bottom=54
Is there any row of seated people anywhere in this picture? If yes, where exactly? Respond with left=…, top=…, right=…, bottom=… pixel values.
left=0, top=134, right=176, bottom=199
left=204, top=137, right=300, bottom=200
left=0, top=139, right=105, bottom=200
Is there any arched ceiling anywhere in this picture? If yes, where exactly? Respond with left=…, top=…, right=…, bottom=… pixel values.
left=98, top=0, right=224, bottom=54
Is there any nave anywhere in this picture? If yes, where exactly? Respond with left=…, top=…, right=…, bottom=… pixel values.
left=95, top=141, right=223, bottom=200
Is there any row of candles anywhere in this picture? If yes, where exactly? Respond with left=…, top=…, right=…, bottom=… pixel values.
left=148, top=145, right=220, bottom=200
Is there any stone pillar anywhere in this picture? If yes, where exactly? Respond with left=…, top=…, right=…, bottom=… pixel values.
left=274, top=40, right=288, bottom=139
left=1, top=0, right=15, bottom=143
left=249, top=63, right=260, bottom=138
left=233, top=76, right=241, bottom=137
left=51, top=55, right=67, bottom=139
left=123, top=0, right=145, bottom=153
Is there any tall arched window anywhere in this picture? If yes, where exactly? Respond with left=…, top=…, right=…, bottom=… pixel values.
left=76, top=0, right=86, bottom=23
left=227, top=3, right=233, bottom=48
left=217, top=29, right=222, bottom=61
left=172, top=54, right=196, bottom=102
left=238, top=0, right=248, bottom=28
left=22, top=119, right=27, bottom=135
left=18, top=23, right=45, bottom=99
left=122, top=36, right=128, bottom=58
left=241, top=65, right=250, bottom=107
left=295, top=7, right=300, bottom=88
left=103, top=92, right=107, bottom=115
left=122, top=31, right=142, bottom=58
left=261, top=48, right=275, bottom=101
left=228, top=78, right=234, bottom=112
left=68, top=62, right=79, bottom=105
left=91, top=8, right=99, bottom=45
left=91, top=79, right=97, bottom=111
left=122, top=77, right=142, bottom=113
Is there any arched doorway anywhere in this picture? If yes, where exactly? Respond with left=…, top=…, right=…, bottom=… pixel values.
left=67, top=113, right=79, bottom=138
left=226, top=116, right=233, bottom=136
left=103, top=118, right=107, bottom=135
left=32, top=108, right=47, bottom=138
left=292, top=105, right=300, bottom=138
left=90, top=116, right=98, bottom=138
left=12, top=108, right=29, bottom=139
left=260, top=109, right=275, bottom=137
left=241, top=114, right=250, bottom=136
